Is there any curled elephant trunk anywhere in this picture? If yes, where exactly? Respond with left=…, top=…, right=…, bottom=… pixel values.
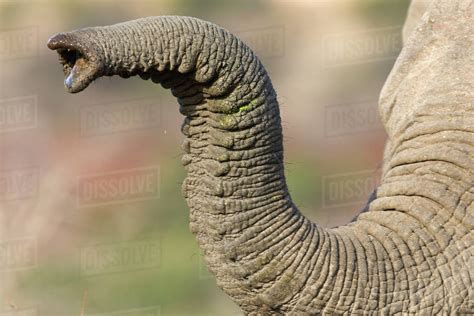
left=47, top=16, right=253, bottom=98
left=47, top=10, right=473, bottom=315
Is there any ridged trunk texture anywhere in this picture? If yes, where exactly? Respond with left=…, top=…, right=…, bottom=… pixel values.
left=47, top=3, right=473, bottom=314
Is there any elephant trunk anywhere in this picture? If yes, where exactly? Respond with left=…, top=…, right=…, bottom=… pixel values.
left=48, top=16, right=319, bottom=312
left=47, top=13, right=471, bottom=314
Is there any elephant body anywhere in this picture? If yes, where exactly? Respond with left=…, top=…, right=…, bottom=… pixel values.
left=47, top=1, right=473, bottom=314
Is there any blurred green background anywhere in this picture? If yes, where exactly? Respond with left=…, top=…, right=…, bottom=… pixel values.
left=0, top=0, right=409, bottom=315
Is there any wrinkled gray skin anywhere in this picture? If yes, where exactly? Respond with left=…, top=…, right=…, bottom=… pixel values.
left=47, top=1, right=473, bottom=314
left=402, top=0, right=433, bottom=43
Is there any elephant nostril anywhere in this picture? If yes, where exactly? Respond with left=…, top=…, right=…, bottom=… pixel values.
left=55, top=48, right=84, bottom=77
left=47, top=33, right=103, bottom=93
left=61, top=49, right=82, bottom=66
left=48, top=34, right=86, bottom=70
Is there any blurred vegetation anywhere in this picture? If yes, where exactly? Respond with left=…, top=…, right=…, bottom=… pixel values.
left=0, top=0, right=409, bottom=315
left=355, top=0, right=411, bottom=25
left=172, top=0, right=267, bottom=16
